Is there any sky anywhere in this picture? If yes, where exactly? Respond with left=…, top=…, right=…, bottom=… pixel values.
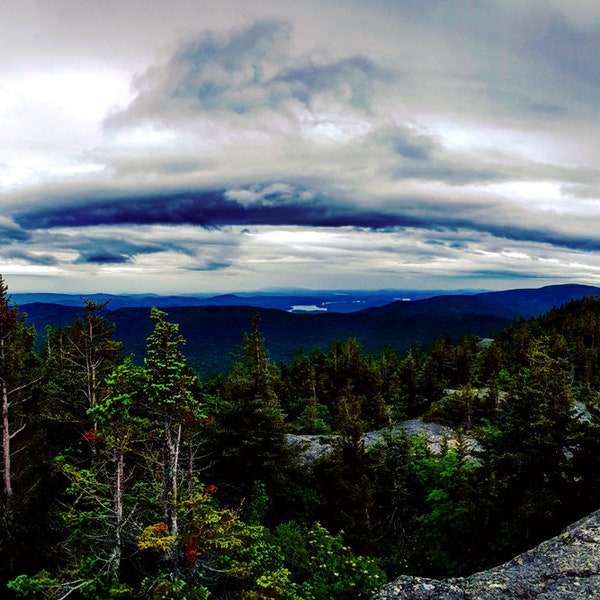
left=4, top=0, right=600, bottom=294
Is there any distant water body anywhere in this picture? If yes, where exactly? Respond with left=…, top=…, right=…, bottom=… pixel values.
left=287, top=305, right=327, bottom=313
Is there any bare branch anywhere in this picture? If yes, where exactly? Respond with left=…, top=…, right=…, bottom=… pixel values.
left=57, top=579, right=91, bottom=600
left=9, top=422, right=26, bottom=440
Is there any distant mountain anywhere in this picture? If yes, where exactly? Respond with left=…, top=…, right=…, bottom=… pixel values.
left=17, top=284, right=600, bottom=377
left=14, top=293, right=212, bottom=309
left=13, top=289, right=469, bottom=313
left=364, top=284, right=600, bottom=320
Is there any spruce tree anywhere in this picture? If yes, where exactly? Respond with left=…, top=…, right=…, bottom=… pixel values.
left=144, top=307, right=202, bottom=575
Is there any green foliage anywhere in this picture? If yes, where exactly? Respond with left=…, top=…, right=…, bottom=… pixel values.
left=145, top=307, right=199, bottom=412
left=205, top=315, right=309, bottom=525
left=177, top=490, right=245, bottom=560
left=425, top=384, right=490, bottom=430
left=274, top=522, right=385, bottom=600
left=473, top=337, right=574, bottom=561
left=139, top=523, right=177, bottom=553
left=57, top=299, right=122, bottom=427
left=149, top=578, right=209, bottom=600
left=569, top=395, right=600, bottom=513
left=410, top=436, right=479, bottom=576
left=90, top=358, right=140, bottom=424
left=7, top=566, right=131, bottom=599
left=11, top=281, right=600, bottom=599
left=226, top=525, right=293, bottom=599
left=7, top=571, right=59, bottom=599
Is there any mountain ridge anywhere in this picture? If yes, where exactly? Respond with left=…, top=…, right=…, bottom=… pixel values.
left=17, top=284, right=600, bottom=376
left=12, top=288, right=474, bottom=313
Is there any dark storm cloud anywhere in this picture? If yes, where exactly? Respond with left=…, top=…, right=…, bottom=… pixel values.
left=14, top=184, right=600, bottom=256
left=79, top=252, right=129, bottom=265
left=69, top=232, right=217, bottom=264
left=169, top=20, right=290, bottom=111
left=371, top=125, right=507, bottom=185
left=480, top=222, right=600, bottom=253
left=184, top=260, right=235, bottom=272
left=14, top=190, right=425, bottom=230
left=105, top=20, right=289, bottom=124
left=462, top=270, right=548, bottom=281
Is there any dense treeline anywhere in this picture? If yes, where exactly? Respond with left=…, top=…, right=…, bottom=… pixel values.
left=1, top=273, right=600, bottom=599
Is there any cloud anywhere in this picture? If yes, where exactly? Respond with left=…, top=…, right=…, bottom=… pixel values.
left=79, top=252, right=129, bottom=265
left=374, top=125, right=437, bottom=161
left=14, top=188, right=418, bottom=230
left=1, top=249, right=58, bottom=266
left=106, top=19, right=390, bottom=130
left=5, top=2, right=600, bottom=293
left=528, top=12, right=600, bottom=85
left=13, top=176, right=600, bottom=258
left=104, top=20, right=285, bottom=126
left=272, top=55, right=389, bottom=111
left=0, top=223, right=28, bottom=243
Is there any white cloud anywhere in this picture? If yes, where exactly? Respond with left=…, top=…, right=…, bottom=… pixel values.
left=2, top=1, right=600, bottom=293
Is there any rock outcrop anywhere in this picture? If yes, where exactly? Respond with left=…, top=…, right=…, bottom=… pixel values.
left=288, top=418, right=463, bottom=463
left=373, top=509, right=600, bottom=599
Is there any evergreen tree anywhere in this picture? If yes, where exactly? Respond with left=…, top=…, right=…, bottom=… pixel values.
left=0, top=276, right=45, bottom=589
left=89, top=358, right=148, bottom=579
left=144, top=307, right=204, bottom=575
left=410, top=431, right=479, bottom=576
left=43, top=300, right=122, bottom=458
left=475, top=337, right=574, bottom=560
left=207, top=314, right=305, bottom=524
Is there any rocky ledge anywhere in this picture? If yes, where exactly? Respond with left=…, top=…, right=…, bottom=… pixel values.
left=288, top=418, right=464, bottom=463
left=373, top=508, right=600, bottom=599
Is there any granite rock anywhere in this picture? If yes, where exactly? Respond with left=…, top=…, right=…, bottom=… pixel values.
left=373, top=508, right=600, bottom=599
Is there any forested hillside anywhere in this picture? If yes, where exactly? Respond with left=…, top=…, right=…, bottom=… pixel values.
left=2, top=275, right=600, bottom=599
left=19, top=283, right=600, bottom=376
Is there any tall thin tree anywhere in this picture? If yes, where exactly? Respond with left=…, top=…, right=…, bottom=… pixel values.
left=0, top=275, right=38, bottom=500
left=145, top=307, right=201, bottom=575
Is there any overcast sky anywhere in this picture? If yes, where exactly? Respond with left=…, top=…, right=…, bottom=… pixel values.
left=4, top=0, right=600, bottom=294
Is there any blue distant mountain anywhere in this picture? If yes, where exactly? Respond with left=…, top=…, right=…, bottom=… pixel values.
left=15, top=284, right=600, bottom=376
left=12, top=289, right=469, bottom=313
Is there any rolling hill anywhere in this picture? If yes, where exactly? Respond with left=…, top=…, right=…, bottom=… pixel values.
left=18, top=284, right=600, bottom=376
left=12, top=288, right=452, bottom=313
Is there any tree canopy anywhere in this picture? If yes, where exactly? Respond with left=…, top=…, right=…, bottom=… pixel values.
left=3, top=279, right=600, bottom=598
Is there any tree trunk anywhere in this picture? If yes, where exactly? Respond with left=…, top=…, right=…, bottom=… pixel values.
left=186, top=429, right=194, bottom=499
left=2, top=379, right=12, bottom=498
left=111, top=435, right=125, bottom=576
left=163, top=417, right=181, bottom=575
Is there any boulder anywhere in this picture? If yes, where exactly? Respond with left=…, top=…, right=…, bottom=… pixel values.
left=373, top=509, right=600, bottom=599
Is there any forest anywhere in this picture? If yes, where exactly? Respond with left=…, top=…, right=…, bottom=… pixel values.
left=2, top=273, right=600, bottom=599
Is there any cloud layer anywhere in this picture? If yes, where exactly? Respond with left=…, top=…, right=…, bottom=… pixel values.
left=3, top=0, right=600, bottom=293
